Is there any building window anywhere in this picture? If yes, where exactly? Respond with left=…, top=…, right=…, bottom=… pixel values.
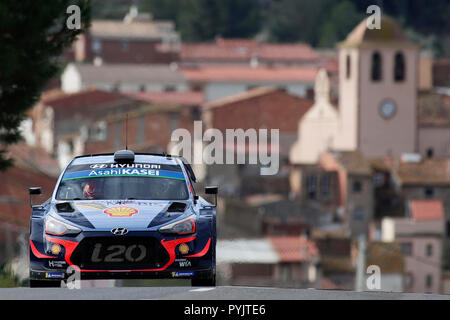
left=122, top=40, right=129, bottom=52
left=426, top=274, right=433, bottom=289
left=169, top=113, right=179, bottom=134
left=280, top=264, right=291, bottom=282
left=405, top=272, right=414, bottom=291
left=394, top=52, right=406, bottom=82
left=352, top=180, right=363, bottom=193
left=400, top=242, right=412, bottom=256
left=426, top=244, right=433, bottom=257
left=92, top=39, right=102, bottom=53
left=164, top=85, right=177, bottom=92
left=346, top=54, right=351, bottom=79
left=373, top=172, right=385, bottom=187
left=320, top=174, right=330, bottom=198
left=89, top=121, right=108, bottom=141
left=424, top=187, right=434, bottom=198
left=191, top=107, right=201, bottom=121
left=352, top=207, right=365, bottom=221
left=371, top=52, right=382, bottom=82
left=306, top=175, right=317, bottom=199
left=447, top=221, right=450, bottom=238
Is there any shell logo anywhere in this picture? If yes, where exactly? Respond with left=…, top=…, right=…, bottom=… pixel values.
left=178, top=243, right=190, bottom=255
left=104, top=207, right=138, bottom=217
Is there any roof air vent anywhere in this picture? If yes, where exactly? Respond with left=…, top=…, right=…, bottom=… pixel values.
left=114, top=150, right=135, bottom=163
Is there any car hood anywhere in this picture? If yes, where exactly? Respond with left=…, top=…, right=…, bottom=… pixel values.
left=54, top=200, right=190, bottom=230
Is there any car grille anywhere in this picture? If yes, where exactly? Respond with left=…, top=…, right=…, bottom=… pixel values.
left=70, top=236, right=169, bottom=270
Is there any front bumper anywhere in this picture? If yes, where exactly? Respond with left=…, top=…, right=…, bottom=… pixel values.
left=30, top=230, right=213, bottom=281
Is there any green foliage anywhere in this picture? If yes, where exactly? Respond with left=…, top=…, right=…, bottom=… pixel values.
left=139, top=0, right=179, bottom=21
left=317, top=1, right=364, bottom=48
left=141, top=0, right=261, bottom=42
left=0, top=265, right=19, bottom=288
left=265, top=0, right=333, bottom=44
left=91, top=0, right=134, bottom=20
left=0, top=0, right=91, bottom=171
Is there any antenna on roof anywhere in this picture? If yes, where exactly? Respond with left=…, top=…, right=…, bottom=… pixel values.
left=125, top=113, right=128, bottom=150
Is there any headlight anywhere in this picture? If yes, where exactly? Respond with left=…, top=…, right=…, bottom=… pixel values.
left=159, top=214, right=196, bottom=235
left=45, top=216, right=81, bottom=236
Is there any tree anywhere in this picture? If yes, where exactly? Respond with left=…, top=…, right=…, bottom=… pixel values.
left=175, top=0, right=261, bottom=42
left=0, top=0, right=91, bottom=170
left=139, top=0, right=179, bottom=21
left=266, top=0, right=334, bottom=45
left=318, top=1, right=363, bottom=48
left=214, top=0, right=261, bottom=39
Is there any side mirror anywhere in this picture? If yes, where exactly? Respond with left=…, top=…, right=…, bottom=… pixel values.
left=205, top=186, right=218, bottom=207
left=29, top=187, right=42, bottom=207
left=205, top=186, right=218, bottom=195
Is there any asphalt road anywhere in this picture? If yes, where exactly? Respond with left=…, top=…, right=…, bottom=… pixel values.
left=0, top=286, right=449, bottom=300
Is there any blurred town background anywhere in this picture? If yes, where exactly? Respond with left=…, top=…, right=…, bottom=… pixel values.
left=1, top=0, right=450, bottom=294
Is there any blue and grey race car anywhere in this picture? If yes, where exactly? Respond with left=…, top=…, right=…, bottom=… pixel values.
left=28, top=150, right=217, bottom=287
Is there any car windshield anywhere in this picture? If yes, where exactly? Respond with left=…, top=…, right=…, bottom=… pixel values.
left=56, top=176, right=189, bottom=201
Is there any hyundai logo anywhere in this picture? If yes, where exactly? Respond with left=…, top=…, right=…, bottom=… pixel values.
left=90, top=164, right=108, bottom=169
left=111, top=227, right=128, bottom=235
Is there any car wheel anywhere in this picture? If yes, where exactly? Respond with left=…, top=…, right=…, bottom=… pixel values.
left=29, top=280, right=61, bottom=288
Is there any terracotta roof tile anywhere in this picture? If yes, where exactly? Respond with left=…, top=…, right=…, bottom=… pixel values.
left=203, top=87, right=279, bottom=109
left=181, top=39, right=317, bottom=62
left=339, top=16, right=417, bottom=48
left=182, top=66, right=318, bottom=82
left=409, top=200, right=444, bottom=222
left=44, top=88, right=128, bottom=110
left=433, top=59, right=450, bottom=87
left=366, top=242, right=404, bottom=274
left=268, top=236, right=319, bottom=263
left=0, top=146, right=57, bottom=227
left=418, top=91, right=450, bottom=127
left=323, top=150, right=372, bottom=175
left=90, top=19, right=177, bottom=40
left=396, top=158, right=450, bottom=186
left=73, top=63, right=187, bottom=85
left=124, top=91, right=204, bottom=106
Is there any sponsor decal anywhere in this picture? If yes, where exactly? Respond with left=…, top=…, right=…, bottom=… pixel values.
left=62, top=168, right=185, bottom=181
left=90, top=163, right=162, bottom=169
left=178, top=243, right=190, bottom=255
left=51, top=244, right=61, bottom=255
left=45, top=272, right=65, bottom=279
left=104, top=206, right=138, bottom=217
left=175, top=259, right=192, bottom=267
left=48, top=260, right=67, bottom=268
left=172, top=271, right=195, bottom=278
left=90, top=164, right=108, bottom=169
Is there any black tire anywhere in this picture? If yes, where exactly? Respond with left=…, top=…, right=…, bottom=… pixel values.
left=29, top=280, right=61, bottom=288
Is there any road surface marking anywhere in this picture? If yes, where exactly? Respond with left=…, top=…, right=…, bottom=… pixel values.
left=189, top=287, right=216, bottom=292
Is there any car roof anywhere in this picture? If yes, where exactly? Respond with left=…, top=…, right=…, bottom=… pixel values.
left=70, top=153, right=182, bottom=166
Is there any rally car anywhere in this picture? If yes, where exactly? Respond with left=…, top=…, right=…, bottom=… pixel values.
left=28, top=150, right=217, bottom=287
